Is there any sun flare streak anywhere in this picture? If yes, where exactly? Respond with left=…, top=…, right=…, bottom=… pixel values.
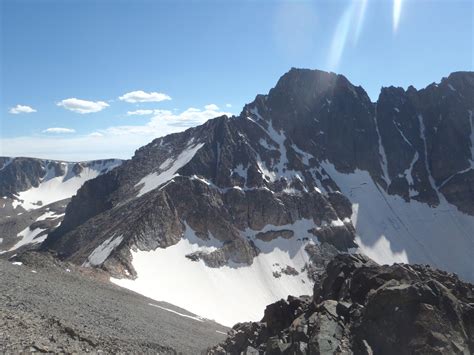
left=354, top=0, right=368, bottom=44
left=393, top=0, right=403, bottom=33
left=328, top=0, right=368, bottom=70
left=327, top=3, right=355, bottom=70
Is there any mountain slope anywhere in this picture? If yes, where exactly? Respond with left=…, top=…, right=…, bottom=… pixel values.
left=0, top=157, right=122, bottom=255
left=1, top=252, right=227, bottom=353
left=41, top=68, right=474, bottom=325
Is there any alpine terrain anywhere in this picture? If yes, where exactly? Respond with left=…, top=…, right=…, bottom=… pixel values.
left=1, top=69, right=474, bottom=353
left=28, top=68, right=474, bottom=328
left=209, top=254, right=474, bottom=354
left=0, top=158, right=122, bottom=255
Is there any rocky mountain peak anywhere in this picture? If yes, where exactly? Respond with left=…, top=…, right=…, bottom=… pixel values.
left=16, top=68, right=474, bottom=326
left=244, top=68, right=372, bottom=127
left=444, top=71, right=474, bottom=88
left=271, top=68, right=360, bottom=99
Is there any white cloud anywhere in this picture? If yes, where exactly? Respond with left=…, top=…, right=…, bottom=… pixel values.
left=9, top=104, right=37, bottom=114
left=204, top=104, right=219, bottom=111
left=127, top=109, right=155, bottom=116
left=107, top=105, right=230, bottom=136
left=225, top=103, right=232, bottom=108
left=1, top=135, right=141, bottom=161
left=1, top=105, right=231, bottom=161
left=42, top=127, right=76, bottom=134
left=119, top=90, right=172, bottom=103
left=57, top=98, right=109, bottom=114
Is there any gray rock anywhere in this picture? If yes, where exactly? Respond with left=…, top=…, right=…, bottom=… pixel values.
left=0, top=252, right=228, bottom=354
left=209, top=254, right=474, bottom=355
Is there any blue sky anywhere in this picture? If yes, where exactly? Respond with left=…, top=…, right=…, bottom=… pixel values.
left=1, top=0, right=472, bottom=161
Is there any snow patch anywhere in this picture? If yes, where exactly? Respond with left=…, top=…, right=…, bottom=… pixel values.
left=322, top=161, right=474, bottom=282
left=404, top=151, right=419, bottom=196
left=374, top=116, right=391, bottom=185
left=183, top=221, right=223, bottom=252
left=259, top=138, right=274, bottom=150
left=3, top=227, right=47, bottom=253
left=159, top=158, right=174, bottom=170
left=330, top=219, right=345, bottom=227
left=469, top=110, right=474, bottom=165
left=418, top=114, right=438, bottom=193
left=191, top=175, right=212, bottom=186
left=12, top=160, right=121, bottom=211
left=35, top=210, right=63, bottom=221
left=394, top=124, right=413, bottom=148
left=291, top=144, right=314, bottom=166
left=232, top=164, right=248, bottom=183
left=112, top=220, right=316, bottom=326
left=83, top=235, right=124, bottom=267
left=267, top=123, right=288, bottom=175
left=136, top=143, right=205, bottom=197
left=355, top=235, right=408, bottom=264
left=249, top=106, right=263, bottom=120
left=437, top=111, right=474, bottom=188
left=148, top=303, right=205, bottom=322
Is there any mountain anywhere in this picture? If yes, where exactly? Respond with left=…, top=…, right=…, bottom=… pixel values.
left=209, top=254, right=474, bottom=354
left=0, top=157, right=122, bottom=255
left=38, top=68, right=474, bottom=326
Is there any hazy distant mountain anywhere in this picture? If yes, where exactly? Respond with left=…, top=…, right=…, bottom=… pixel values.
left=0, top=158, right=122, bottom=255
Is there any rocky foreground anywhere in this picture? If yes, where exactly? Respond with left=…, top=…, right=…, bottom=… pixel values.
left=209, top=254, right=474, bottom=354
left=0, top=252, right=227, bottom=353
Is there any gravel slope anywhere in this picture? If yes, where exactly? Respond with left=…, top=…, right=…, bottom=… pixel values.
left=0, top=253, right=228, bottom=353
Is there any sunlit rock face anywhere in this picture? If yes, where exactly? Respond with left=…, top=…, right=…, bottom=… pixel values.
left=36, top=68, right=474, bottom=324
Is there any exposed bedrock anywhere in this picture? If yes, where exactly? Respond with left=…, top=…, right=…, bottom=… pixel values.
left=209, top=254, right=474, bottom=355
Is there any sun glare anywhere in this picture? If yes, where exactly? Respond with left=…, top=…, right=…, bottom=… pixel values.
left=393, top=0, right=403, bottom=33
left=328, top=0, right=368, bottom=70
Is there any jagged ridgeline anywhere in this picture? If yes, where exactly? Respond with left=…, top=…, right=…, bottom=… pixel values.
left=5, top=68, right=473, bottom=326
left=0, top=158, right=122, bottom=255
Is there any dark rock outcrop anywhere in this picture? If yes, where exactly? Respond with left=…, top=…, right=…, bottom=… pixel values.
left=209, top=254, right=474, bottom=354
